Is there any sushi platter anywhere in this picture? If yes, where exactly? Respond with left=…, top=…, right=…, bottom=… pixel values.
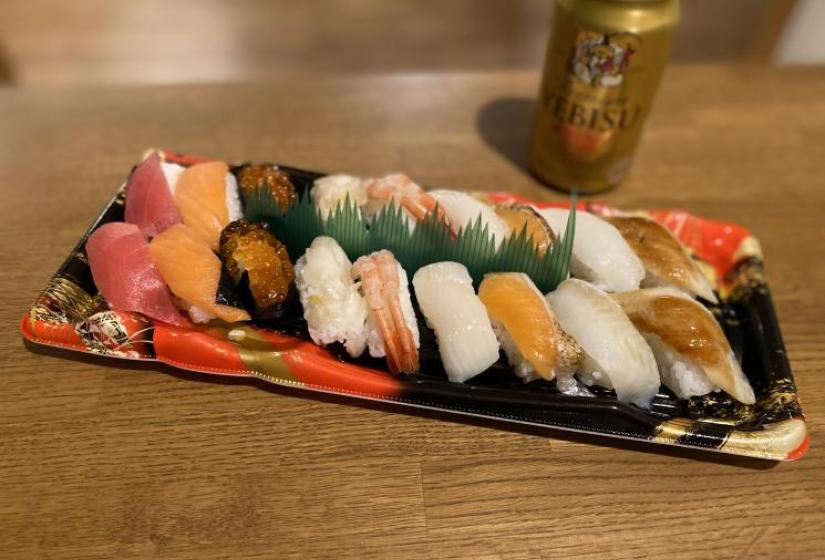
left=21, top=149, right=808, bottom=461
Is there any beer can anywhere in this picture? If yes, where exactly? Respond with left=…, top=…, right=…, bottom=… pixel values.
left=529, top=0, right=680, bottom=193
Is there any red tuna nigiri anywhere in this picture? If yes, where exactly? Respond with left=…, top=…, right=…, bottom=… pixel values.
left=124, top=152, right=181, bottom=238
left=86, top=222, right=186, bottom=326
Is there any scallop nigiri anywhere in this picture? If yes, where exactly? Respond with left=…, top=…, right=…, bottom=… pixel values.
left=174, top=161, right=242, bottom=250
left=546, top=279, right=660, bottom=408
left=351, top=250, right=420, bottom=374
left=478, top=272, right=581, bottom=382
left=412, top=262, right=500, bottom=383
left=613, top=288, right=755, bottom=404
left=494, top=204, right=555, bottom=255
left=149, top=224, right=251, bottom=324
left=538, top=208, right=644, bottom=292
left=311, top=174, right=368, bottom=220
left=429, top=190, right=509, bottom=248
left=606, top=216, right=717, bottom=302
left=295, top=236, right=368, bottom=358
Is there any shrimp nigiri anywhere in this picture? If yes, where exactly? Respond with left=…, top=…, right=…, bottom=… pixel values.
left=363, top=174, right=449, bottom=232
left=351, top=250, right=420, bottom=374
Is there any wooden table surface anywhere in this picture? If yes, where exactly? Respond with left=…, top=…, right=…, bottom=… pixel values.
left=1, top=66, right=824, bottom=559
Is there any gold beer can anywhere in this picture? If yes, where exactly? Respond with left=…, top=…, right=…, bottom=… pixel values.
left=529, top=0, right=679, bottom=193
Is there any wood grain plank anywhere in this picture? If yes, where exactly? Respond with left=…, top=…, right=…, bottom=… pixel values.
left=1, top=67, right=824, bottom=559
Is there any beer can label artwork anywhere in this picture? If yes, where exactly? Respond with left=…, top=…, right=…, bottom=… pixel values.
left=530, top=0, right=679, bottom=193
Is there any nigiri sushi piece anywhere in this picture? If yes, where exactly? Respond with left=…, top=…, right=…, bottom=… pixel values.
left=219, top=220, right=296, bottom=319
left=429, top=189, right=509, bottom=249
left=236, top=164, right=298, bottom=212
left=85, top=222, right=185, bottom=326
left=479, top=273, right=582, bottom=382
left=613, top=288, right=755, bottom=404
left=494, top=203, right=555, bottom=255
left=124, top=152, right=181, bottom=238
left=352, top=250, right=420, bottom=374
left=546, top=279, right=660, bottom=408
left=412, top=262, right=500, bottom=383
left=606, top=216, right=718, bottom=302
left=295, top=236, right=369, bottom=358
left=311, top=174, right=368, bottom=220
left=363, top=174, right=448, bottom=232
left=149, top=224, right=251, bottom=324
left=538, top=208, right=644, bottom=292
left=174, top=161, right=243, bottom=250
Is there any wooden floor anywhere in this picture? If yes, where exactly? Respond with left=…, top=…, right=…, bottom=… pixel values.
left=1, top=66, right=824, bottom=559
left=0, top=0, right=788, bottom=85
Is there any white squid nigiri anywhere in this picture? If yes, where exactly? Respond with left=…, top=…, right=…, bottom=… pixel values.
left=538, top=208, right=644, bottom=292
left=294, top=236, right=369, bottom=358
left=546, top=279, right=660, bottom=408
left=613, top=288, right=755, bottom=404
left=428, top=190, right=510, bottom=249
left=412, top=262, right=500, bottom=383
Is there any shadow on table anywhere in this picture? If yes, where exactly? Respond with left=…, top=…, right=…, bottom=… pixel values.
left=25, top=339, right=780, bottom=470
left=0, top=41, right=15, bottom=84
left=476, top=97, right=536, bottom=173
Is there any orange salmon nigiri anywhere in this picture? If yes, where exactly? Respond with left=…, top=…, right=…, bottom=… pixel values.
left=174, top=161, right=234, bottom=250
left=149, top=224, right=251, bottom=324
left=478, top=272, right=580, bottom=382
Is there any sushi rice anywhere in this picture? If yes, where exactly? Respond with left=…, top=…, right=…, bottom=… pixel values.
left=160, top=161, right=186, bottom=195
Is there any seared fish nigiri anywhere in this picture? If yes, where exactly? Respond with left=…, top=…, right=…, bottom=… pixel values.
left=546, top=279, right=660, bottom=408
left=494, top=204, right=555, bottom=255
left=613, top=288, right=755, bottom=404
left=607, top=215, right=717, bottom=302
left=478, top=272, right=581, bottom=382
